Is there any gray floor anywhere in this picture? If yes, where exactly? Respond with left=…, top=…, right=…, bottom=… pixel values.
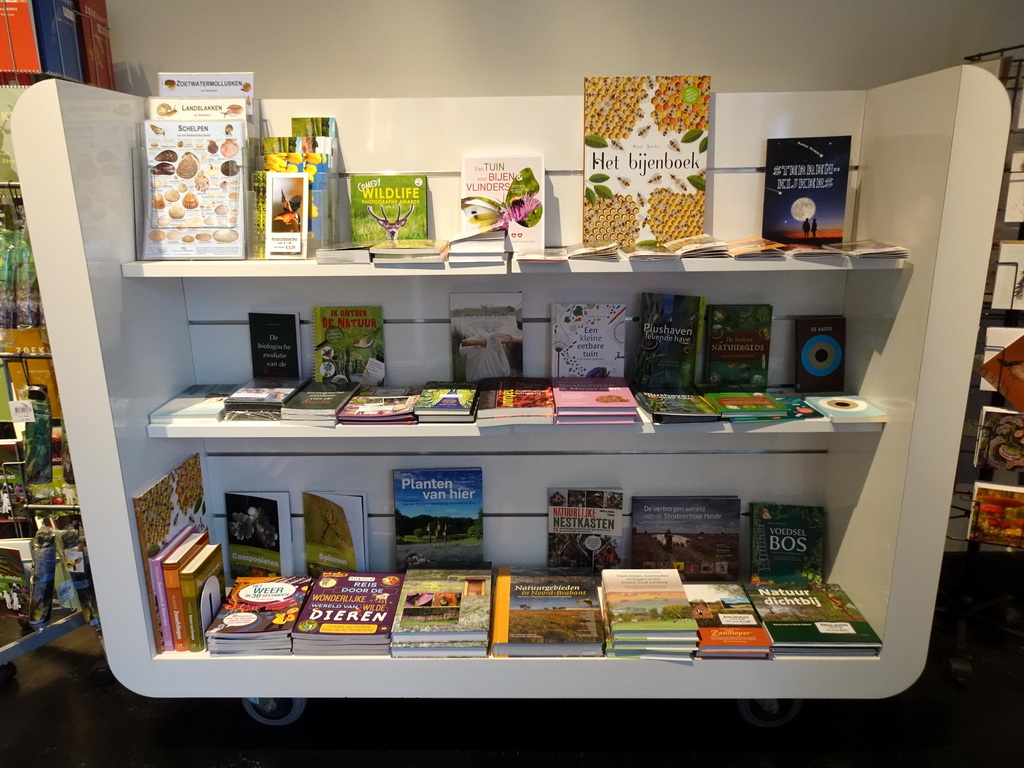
left=1, top=552, right=1022, bottom=767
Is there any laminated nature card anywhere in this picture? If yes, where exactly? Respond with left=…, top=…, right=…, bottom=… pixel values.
left=460, top=155, right=544, bottom=251
left=264, top=171, right=308, bottom=257
left=582, top=75, right=711, bottom=248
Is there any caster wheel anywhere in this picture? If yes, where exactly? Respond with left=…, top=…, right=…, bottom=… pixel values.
left=0, top=662, right=16, bottom=687
left=241, top=697, right=307, bottom=726
left=950, top=655, right=972, bottom=685
left=737, top=698, right=803, bottom=728
left=90, top=660, right=116, bottom=687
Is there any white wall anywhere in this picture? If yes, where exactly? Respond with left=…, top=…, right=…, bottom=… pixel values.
left=108, top=0, right=1024, bottom=98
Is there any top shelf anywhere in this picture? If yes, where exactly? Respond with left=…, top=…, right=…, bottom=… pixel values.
left=121, top=255, right=907, bottom=278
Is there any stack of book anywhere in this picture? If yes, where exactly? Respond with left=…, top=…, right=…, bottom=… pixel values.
left=335, top=387, right=421, bottom=425
left=565, top=241, right=622, bottom=261
left=666, top=234, right=730, bottom=258
left=280, top=381, right=361, bottom=425
left=491, top=567, right=605, bottom=657
left=684, top=583, right=772, bottom=659
left=205, top=575, right=313, bottom=656
left=634, top=389, right=721, bottom=423
left=703, top=390, right=790, bottom=419
left=221, top=377, right=307, bottom=421
left=412, top=381, right=479, bottom=423
left=620, top=243, right=680, bottom=261
left=603, top=568, right=699, bottom=659
left=475, top=377, right=555, bottom=425
left=149, top=383, right=238, bottom=424
left=445, top=229, right=507, bottom=265
left=370, top=239, right=450, bottom=264
left=725, top=237, right=785, bottom=259
left=292, top=571, right=405, bottom=656
left=315, top=241, right=375, bottom=264
left=390, top=568, right=493, bottom=657
left=824, top=240, right=909, bottom=259
left=551, top=377, right=637, bottom=424
left=744, top=582, right=882, bottom=657
left=512, top=247, right=569, bottom=265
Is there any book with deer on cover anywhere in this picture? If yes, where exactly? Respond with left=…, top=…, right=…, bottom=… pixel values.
left=761, top=135, right=851, bottom=247
left=393, top=468, right=484, bottom=572
left=582, top=75, right=710, bottom=249
left=547, top=487, right=625, bottom=573
left=631, top=495, right=741, bottom=581
left=349, top=173, right=428, bottom=243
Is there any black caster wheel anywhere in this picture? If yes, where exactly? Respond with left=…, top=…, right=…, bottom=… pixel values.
left=90, top=660, right=116, bottom=687
left=950, top=655, right=972, bottom=685
left=0, top=662, right=16, bottom=687
left=737, top=698, right=803, bottom=728
left=241, top=697, right=307, bottom=726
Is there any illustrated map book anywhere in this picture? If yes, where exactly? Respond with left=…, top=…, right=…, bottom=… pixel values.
left=205, top=575, right=313, bottom=655
left=631, top=495, right=741, bottom=581
left=491, top=567, right=605, bottom=657
left=224, top=491, right=292, bottom=579
left=450, top=292, right=524, bottom=381
left=302, top=491, right=366, bottom=576
left=744, top=582, right=881, bottom=655
left=550, top=302, right=627, bottom=378
left=762, top=135, right=851, bottom=246
left=632, top=292, right=705, bottom=392
left=582, top=75, right=710, bottom=249
left=393, top=467, right=484, bottom=571
left=547, top=486, right=625, bottom=573
left=349, top=173, right=428, bottom=243
left=749, top=501, right=826, bottom=584
left=705, top=304, right=772, bottom=390
left=391, top=567, right=493, bottom=646
left=312, top=305, right=385, bottom=388
left=682, top=582, right=772, bottom=658
left=293, top=571, right=405, bottom=655
left=460, top=154, right=544, bottom=252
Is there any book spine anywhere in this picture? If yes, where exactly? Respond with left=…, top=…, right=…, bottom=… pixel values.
left=180, top=577, right=203, bottom=652
left=150, top=557, right=176, bottom=652
left=490, top=566, right=511, bottom=657
left=164, top=568, right=189, bottom=652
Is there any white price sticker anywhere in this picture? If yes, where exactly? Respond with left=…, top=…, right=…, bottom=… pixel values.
left=9, top=400, right=34, bottom=423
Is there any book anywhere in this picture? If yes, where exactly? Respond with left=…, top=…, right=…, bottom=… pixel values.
left=223, top=377, right=305, bottom=413
left=205, top=575, right=312, bottom=656
left=547, top=487, right=625, bottom=572
left=445, top=229, right=508, bottom=265
left=413, top=381, right=479, bottom=422
left=749, top=501, right=826, bottom=584
left=148, top=383, right=238, bottom=424
left=0, top=544, right=29, bottom=619
left=491, top=567, right=605, bottom=657
left=978, top=330, right=1024, bottom=411
left=178, top=543, right=225, bottom=652
left=312, top=305, right=385, bottom=388
left=975, top=406, right=1024, bottom=471
left=147, top=525, right=196, bottom=652
left=779, top=243, right=840, bottom=258
left=631, top=292, right=705, bottom=392
left=981, top=326, right=1024, bottom=395
left=280, top=381, right=360, bottom=423
left=723, top=237, right=783, bottom=258
left=390, top=567, right=493, bottom=652
left=460, top=155, right=544, bottom=252
left=666, top=234, right=730, bottom=258
left=582, top=75, right=710, bottom=248
left=990, top=241, right=1024, bottom=310
left=551, top=377, right=637, bottom=424
left=762, top=135, right=851, bottom=246
left=449, top=292, right=523, bottom=381
left=0, top=3, right=40, bottom=74
left=704, top=390, right=789, bottom=418
left=131, top=453, right=209, bottom=653
left=349, top=173, right=428, bottom=242
left=968, top=482, right=1024, bottom=549
left=370, top=238, right=450, bottom=263
left=602, top=568, right=698, bottom=643
left=731, top=393, right=826, bottom=422
left=302, top=492, right=366, bottom=576
left=162, top=530, right=211, bottom=652
left=823, top=240, right=910, bottom=259
left=550, top=302, right=628, bottom=378
left=335, top=386, right=419, bottom=424
left=142, top=119, right=246, bottom=260
left=474, top=376, right=555, bottom=425
left=705, top=304, right=772, bottom=390
left=804, top=395, right=887, bottom=422
left=794, top=315, right=846, bottom=394
left=631, top=495, right=741, bottom=580
left=224, top=491, right=292, bottom=579
left=513, top=247, right=569, bottom=264
left=565, top=241, right=622, bottom=261
left=315, top=241, right=375, bottom=264
left=292, top=571, right=405, bottom=655
left=633, top=388, right=720, bottom=423
left=31, top=0, right=81, bottom=80
left=393, top=468, right=484, bottom=571
left=744, top=582, right=881, bottom=656
left=682, top=582, right=772, bottom=658
left=248, top=312, right=300, bottom=379
left=620, top=243, right=680, bottom=260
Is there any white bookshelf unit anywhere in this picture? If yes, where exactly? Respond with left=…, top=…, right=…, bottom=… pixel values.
left=11, top=65, right=1008, bottom=702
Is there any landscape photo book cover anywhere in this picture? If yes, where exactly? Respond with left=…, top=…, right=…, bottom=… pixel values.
left=393, top=468, right=484, bottom=571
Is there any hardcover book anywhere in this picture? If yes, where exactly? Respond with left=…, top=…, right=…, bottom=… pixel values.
left=223, top=377, right=305, bottom=411
left=704, top=390, right=789, bottom=418
left=547, top=487, right=625, bottom=572
left=148, top=383, right=237, bottom=423
left=804, top=395, right=887, bottom=423
left=632, top=292, right=706, bottom=392
left=633, top=389, right=720, bottom=423
left=794, top=315, right=846, bottom=394
left=369, top=239, right=450, bottom=263
left=162, top=530, right=211, bottom=652
left=968, top=482, right=1024, bottom=549
left=178, top=542, right=225, bottom=652
left=336, top=387, right=420, bottom=424
left=280, top=381, right=360, bottom=422
left=293, top=571, right=405, bottom=654
left=248, top=312, right=300, bottom=379
left=705, top=304, right=772, bottom=390
left=749, top=501, right=826, bottom=584
left=491, top=567, right=605, bottom=657
left=743, top=582, right=881, bottom=655
left=682, top=582, right=772, bottom=658
left=551, top=377, right=637, bottom=424
left=550, top=302, right=628, bottom=378
left=391, top=568, right=493, bottom=644
left=449, top=292, right=523, bottom=381
left=142, top=120, right=246, bottom=260
left=474, top=377, right=555, bottom=424
left=631, top=495, right=741, bottom=580
left=582, top=75, right=711, bottom=248
left=224, top=491, right=292, bottom=579
left=413, top=381, right=479, bottom=422
left=393, top=468, right=484, bottom=571
left=602, top=568, right=698, bottom=639
left=349, top=173, right=428, bottom=243
left=312, top=305, right=385, bottom=388
left=460, top=155, right=544, bottom=251
left=762, top=135, right=851, bottom=246
left=205, top=575, right=312, bottom=655
left=302, top=491, right=366, bottom=576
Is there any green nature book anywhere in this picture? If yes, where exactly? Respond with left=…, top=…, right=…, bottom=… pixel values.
left=179, top=543, right=225, bottom=652
left=312, top=305, right=385, bottom=387
left=705, top=304, right=772, bottom=389
left=749, top=502, right=825, bottom=584
left=349, top=173, right=428, bottom=242
left=302, top=492, right=366, bottom=576
left=631, top=292, right=705, bottom=392
left=744, top=582, right=881, bottom=649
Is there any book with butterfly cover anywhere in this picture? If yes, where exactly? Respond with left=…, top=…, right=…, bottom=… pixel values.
left=312, top=305, right=386, bottom=388
left=460, top=155, right=544, bottom=252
